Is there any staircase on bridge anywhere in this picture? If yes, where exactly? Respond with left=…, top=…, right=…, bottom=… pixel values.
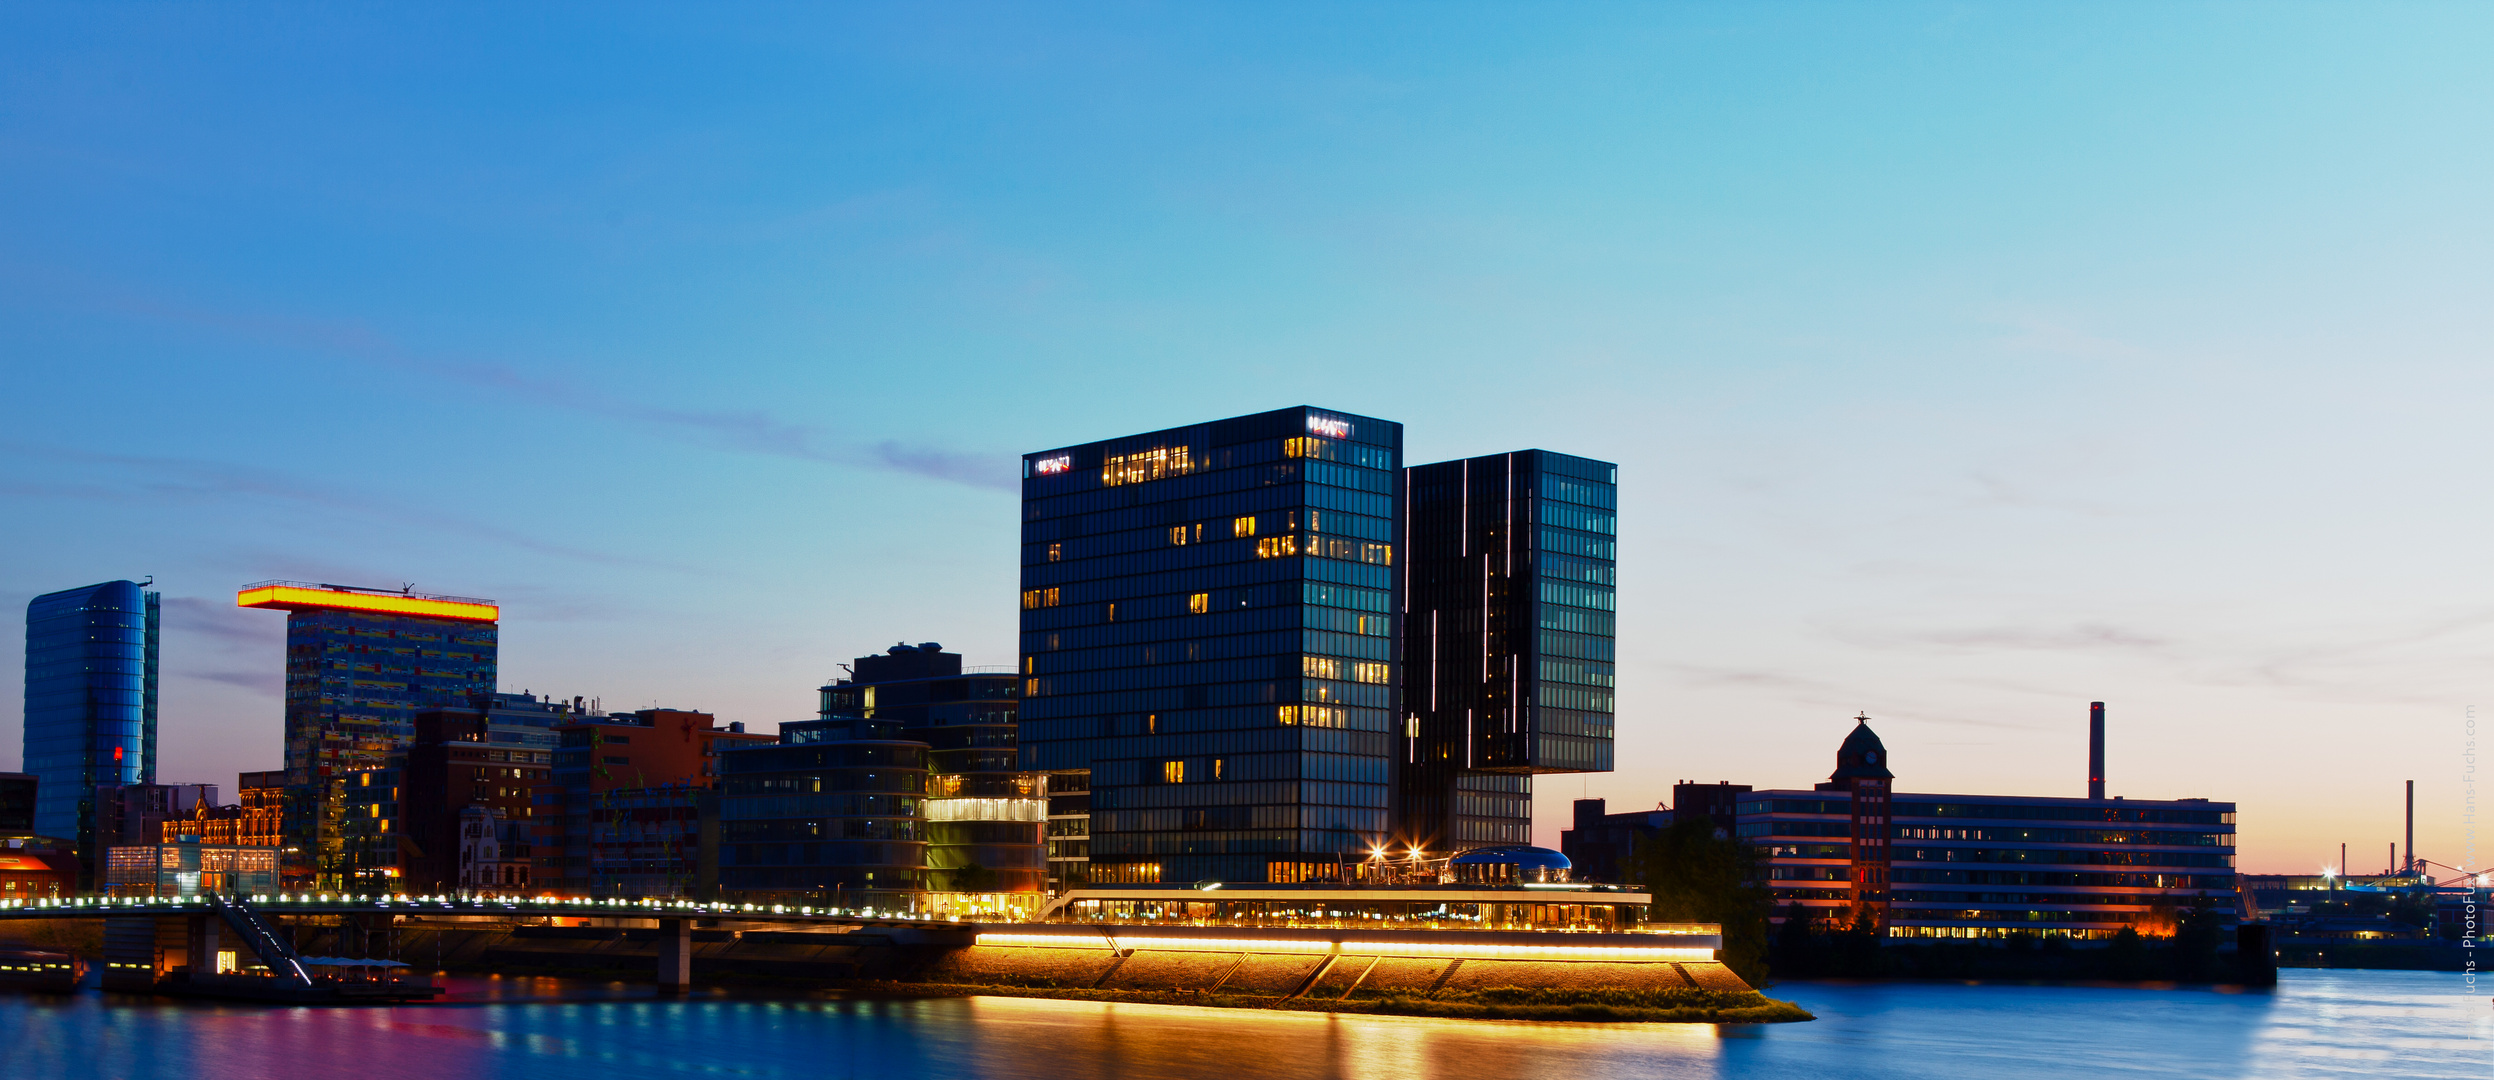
left=207, top=895, right=316, bottom=990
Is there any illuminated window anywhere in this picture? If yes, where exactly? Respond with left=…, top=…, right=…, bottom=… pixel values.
left=1233, top=515, right=1256, bottom=538
left=1021, top=588, right=1060, bottom=610
left=1256, top=535, right=1299, bottom=558
left=1168, top=526, right=1190, bottom=546
left=1189, top=592, right=1209, bottom=614
left=1023, top=656, right=1034, bottom=674
left=1283, top=436, right=1338, bottom=460
left=1363, top=543, right=1393, bottom=566
left=1356, top=615, right=1390, bottom=636
left=1276, top=705, right=1347, bottom=728
left=1047, top=543, right=1061, bottom=562
left=1163, top=760, right=1185, bottom=784
left=1353, top=662, right=1391, bottom=685
left=1303, top=656, right=1345, bottom=680
left=1213, top=758, right=1224, bottom=780
left=1104, top=446, right=1194, bottom=486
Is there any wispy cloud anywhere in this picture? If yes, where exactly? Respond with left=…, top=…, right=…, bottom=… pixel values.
left=180, top=669, right=283, bottom=695
left=3, top=261, right=1019, bottom=491
left=0, top=441, right=655, bottom=568
left=438, top=361, right=1020, bottom=490
left=1835, top=621, right=2173, bottom=656
left=161, top=595, right=283, bottom=648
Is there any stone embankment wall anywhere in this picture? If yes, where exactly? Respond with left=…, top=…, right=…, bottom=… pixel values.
left=377, top=921, right=1754, bottom=996
left=921, top=940, right=1755, bottom=998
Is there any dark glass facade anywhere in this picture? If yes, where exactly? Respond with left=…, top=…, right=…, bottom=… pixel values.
left=718, top=718, right=930, bottom=908
left=1400, top=451, right=1616, bottom=853
left=1018, top=406, right=1403, bottom=884
left=22, top=580, right=159, bottom=869
left=819, top=643, right=1044, bottom=894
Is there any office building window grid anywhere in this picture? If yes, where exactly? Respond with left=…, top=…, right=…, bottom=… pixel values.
left=1018, top=407, right=1403, bottom=883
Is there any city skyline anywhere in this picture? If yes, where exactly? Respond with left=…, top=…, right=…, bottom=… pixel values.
left=5, top=5, right=2488, bottom=878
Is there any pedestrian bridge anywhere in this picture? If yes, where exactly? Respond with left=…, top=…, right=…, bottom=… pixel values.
left=1, top=892, right=967, bottom=996
left=0, top=891, right=950, bottom=928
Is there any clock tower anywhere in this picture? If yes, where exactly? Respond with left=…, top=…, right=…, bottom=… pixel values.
left=1817, top=715, right=1894, bottom=931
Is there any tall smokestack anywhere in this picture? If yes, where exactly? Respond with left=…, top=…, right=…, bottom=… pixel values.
left=2406, top=779, right=2415, bottom=876
left=2088, top=701, right=2106, bottom=800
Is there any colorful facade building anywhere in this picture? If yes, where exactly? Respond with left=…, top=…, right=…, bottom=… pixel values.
left=236, top=581, right=499, bottom=889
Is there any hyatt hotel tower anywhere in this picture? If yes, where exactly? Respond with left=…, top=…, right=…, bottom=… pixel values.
left=1019, top=405, right=1616, bottom=884
left=1019, top=407, right=1403, bottom=884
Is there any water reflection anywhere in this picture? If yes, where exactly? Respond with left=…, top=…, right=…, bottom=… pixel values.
left=2, top=970, right=2488, bottom=1080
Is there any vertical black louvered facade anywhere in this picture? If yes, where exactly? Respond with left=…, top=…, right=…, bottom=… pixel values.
left=1398, top=450, right=1616, bottom=854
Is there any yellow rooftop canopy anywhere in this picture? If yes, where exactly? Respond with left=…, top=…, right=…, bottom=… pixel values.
left=236, top=581, right=499, bottom=622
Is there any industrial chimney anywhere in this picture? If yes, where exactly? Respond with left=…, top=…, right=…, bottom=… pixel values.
left=2088, top=702, right=2106, bottom=800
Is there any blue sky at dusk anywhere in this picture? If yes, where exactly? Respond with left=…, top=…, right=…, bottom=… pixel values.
left=3, top=4, right=2487, bottom=873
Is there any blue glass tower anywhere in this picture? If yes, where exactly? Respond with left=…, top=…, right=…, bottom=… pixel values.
left=1018, top=406, right=1403, bottom=884
left=22, top=580, right=160, bottom=857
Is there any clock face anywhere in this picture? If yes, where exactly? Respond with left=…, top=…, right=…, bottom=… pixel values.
left=1865, top=751, right=1877, bottom=763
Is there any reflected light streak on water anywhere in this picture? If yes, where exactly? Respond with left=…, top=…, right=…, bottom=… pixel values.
left=3, top=969, right=2489, bottom=1079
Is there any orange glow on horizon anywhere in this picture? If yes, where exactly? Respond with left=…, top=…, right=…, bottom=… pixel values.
left=236, top=585, right=499, bottom=622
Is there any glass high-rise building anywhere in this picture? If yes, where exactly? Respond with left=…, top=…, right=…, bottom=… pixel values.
left=22, top=580, right=159, bottom=861
left=1018, top=406, right=1403, bottom=884
left=1400, top=451, right=1616, bottom=853
left=236, top=581, right=498, bottom=888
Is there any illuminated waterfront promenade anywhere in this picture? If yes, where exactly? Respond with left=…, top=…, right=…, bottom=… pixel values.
left=1, top=881, right=1744, bottom=1004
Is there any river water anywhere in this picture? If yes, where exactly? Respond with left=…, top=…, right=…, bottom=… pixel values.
left=2, top=969, right=2482, bottom=1079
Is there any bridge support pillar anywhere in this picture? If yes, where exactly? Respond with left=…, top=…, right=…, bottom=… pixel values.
left=657, top=918, right=692, bottom=992
left=188, top=914, right=224, bottom=977
left=103, top=917, right=164, bottom=992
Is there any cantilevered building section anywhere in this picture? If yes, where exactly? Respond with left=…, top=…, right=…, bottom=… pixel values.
left=1400, top=451, right=1616, bottom=854
left=237, top=581, right=498, bottom=888
left=1017, top=406, right=1403, bottom=885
